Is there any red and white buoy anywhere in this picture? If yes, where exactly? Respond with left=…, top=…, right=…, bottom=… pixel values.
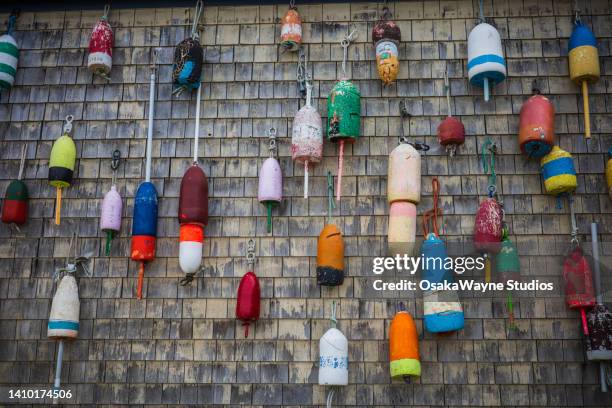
left=87, top=5, right=113, bottom=80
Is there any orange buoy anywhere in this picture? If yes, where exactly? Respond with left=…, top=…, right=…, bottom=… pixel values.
left=280, top=1, right=302, bottom=51
left=518, top=93, right=554, bottom=158
left=389, top=303, right=421, bottom=380
left=317, top=172, right=345, bottom=286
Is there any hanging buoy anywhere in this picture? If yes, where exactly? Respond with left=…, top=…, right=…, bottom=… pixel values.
left=87, top=5, right=113, bottom=80
left=474, top=198, right=503, bottom=255
left=2, top=144, right=28, bottom=226
left=319, top=302, right=348, bottom=407
left=178, top=80, right=208, bottom=283
left=372, top=6, right=400, bottom=86
left=437, top=67, right=465, bottom=156
left=540, top=146, right=577, bottom=197
left=236, top=239, right=260, bottom=338
left=280, top=0, right=302, bottom=51
left=388, top=143, right=421, bottom=204
left=518, top=93, right=554, bottom=158
left=49, top=116, right=77, bottom=226
left=495, top=228, right=521, bottom=327
left=172, top=0, right=204, bottom=95
left=421, top=178, right=464, bottom=333
left=317, top=172, right=344, bottom=287
left=131, top=57, right=158, bottom=299
left=328, top=30, right=360, bottom=202
left=0, top=11, right=19, bottom=90
left=292, top=80, right=322, bottom=198
left=258, top=128, right=282, bottom=234
left=100, top=150, right=122, bottom=256
left=467, top=2, right=506, bottom=102
left=568, top=18, right=599, bottom=139
left=606, top=148, right=612, bottom=200
left=389, top=303, right=421, bottom=380
left=564, top=245, right=596, bottom=335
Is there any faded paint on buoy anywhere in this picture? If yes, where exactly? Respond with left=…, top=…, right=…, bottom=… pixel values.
left=389, top=307, right=420, bottom=379
left=372, top=8, right=400, bottom=85
left=87, top=12, right=113, bottom=79
left=388, top=201, right=416, bottom=256
left=474, top=198, right=503, bottom=254
left=280, top=6, right=302, bottom=51
left=48, top=274, right=80, bottom=339
left=387, top=143, right=421, bottom=204
left=540, top=146, right=577, bottom=197
left=467, top=22, right=506, bottom=101
left=518, top=94, right=554, bottom=158
left=316, top=224, right=344, bottom=286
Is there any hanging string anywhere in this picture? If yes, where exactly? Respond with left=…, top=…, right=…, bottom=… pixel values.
left=422, top=178, right=440, bottom=238
left=191, top=0, right=204, bottom=39
left=444, top=65, right=452, bottom=117
left=7, top=11, right=18, bottom=36
left=330, top=300, right=337, bottom=328
left=326, top=388, right=336, bottom=408
left=340, top=29, right=357, bottom=79
left=327, top=171, right=336, bottom=224
left=17, top=144, right=26, bottom=181
left=478, top=0, right=485, bottom=23
left=102, top=4, right=110, bottom=20
left=569, top=195, right=579, bottom=247
left=193, top=78, right=202, bottom=163
left=481, top=138, right=497, bottom=197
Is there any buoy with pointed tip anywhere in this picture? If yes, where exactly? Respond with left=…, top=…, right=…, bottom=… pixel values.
left=131, top=61, right=158, bottom=299
left=2, top=144, right=28, bottom=225
left=540, top=146, right=577, bottom=197
left=372, top=6, right=400, bottom=85
left=317, top=172, right=344, bottom=287
left=292, top=81, right=322, bottom=198
left=280, top=1, right=302, bottom=51
left=49, top=116, right=77, bottom=226
left=258, top=128, right=282, bottom=233
left=0, top=11, right=19, bottom=90
left=319, top=302, right=348, bottom=408
left=172, top=0, right=204, bottom=95
left=467, top=5, right=506, bottom=102
left=100, top=150, right=122, bottom=256
left=568, top=18, right=599, bottom=139
left=389, top=303, right=421, bottom=380
left=236, top=239, right=260, bottom=338
left=87, top=5, right=113, bottom=80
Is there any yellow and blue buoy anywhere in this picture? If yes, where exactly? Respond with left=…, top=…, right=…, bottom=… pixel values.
left=568, top=20, right=600, bottom=139
left=540, top=146, right=577, bottom=197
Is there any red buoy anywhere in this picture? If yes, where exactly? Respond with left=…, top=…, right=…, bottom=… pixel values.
left=474, top=198, right=503, bottom=254
left=518, top=94, right=554, bottom=158
left=564, top=245, right=596, bottom=335
left=236, top=240, right=260, bottom=337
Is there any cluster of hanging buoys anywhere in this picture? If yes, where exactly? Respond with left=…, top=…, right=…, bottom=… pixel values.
left=258, top=128, right=282, bottom=233
left=49, top=115, right=77, bottom=226
left=389, top=303, right=420, bottom=380
left=319, top=302, right=347, bottom=407
left=2, top=144, right=28, bottom=226
left=172, top=0, right=204, bottom=95
left=328, top=30, right=360, bottom=202
left=280, top=0, right=302, bottom=52
left=437, top=67, right=464, bottom=156
left=568, top=13, right=599, bottom=139
left=292, top=80, right=322, bottom=198
left=586, top=223, right=612, bottom=392
left=317, top=172, right=344, bottom=286
left=236, top=239, right=260, bottom=337
left=518, top=91, right=554, bottom=158
left=178, top=77, right=208, bottom=283
left=387, top=102, right=423, bottom=256
left=87, top=5, right=113, bottom=80
left=467, top=1, right=506, bottom=101
left=495, top=226, right=521, bottom=327
left=540, top=146, right=577, bottom=198
left=371, top=6, right=400, bottom=86
left=421, top=178, right=464, bottom=333
left=474, top=139, right=503, bottom=282
left=131, top=57, right=158, bottom=299
left=0, top=10, right=19, bottom=90
left=100, top=150, right=122, bottom=255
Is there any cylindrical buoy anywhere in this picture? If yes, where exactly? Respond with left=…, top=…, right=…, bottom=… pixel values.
left=569, top=20, right=600, bottom=139
left=258, top=131, right=282, bottom=233
left=540, top=146, right=577, bottom=197
left=48, top=274, right=80, bottom=340
left=179, top=224, right=203, bottom=275
left=131, top=181, right=158, bottom=299
left=87, top=6, right=113, bottom=80
left=606, top=148, right=612, bottom=200
left=0, top=12, right=19, bottom=90
left=388, top=201, right=417, bottom=256
left=586, top=304, right=612, bottom=361
left=467, top=22, right=506, bottom=101
left=372, top=7, right=400, bottom=85
left=178, top=165, right=209, bottom=225
left=389, top=304, right=421, bottom=380
left=473, top=198, right=503, bottom=255
left=421, top=233, right=464, bottom=333
left=387, top=143, right=421, bottom=204
left=292, top=81, right=323, bottom=198
left=317, top=224, right=344, bottom=286
left=328, top=79, right=361, bottom=202
left=49, top=116, right=77, bottom=226
left=280, top=3, right=302, bottom=51
left=495, top=232, right=521, bottom=326
left=236, top=270, right=260, bottom=338
left=100, top=185, right=122, bottom=255
left=518, top=94, right=555, bottom=158
left=2, top=144, right=28, bottom=225
left=564, top=245, right=596, bottom=336
left=319, top=304, right=348, bottom=386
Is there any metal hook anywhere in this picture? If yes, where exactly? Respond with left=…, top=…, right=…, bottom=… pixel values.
left=246, top=239, right=256, bottom=266
left=111, top=150, right=121, bottom=171
left=268, top=128, right=277, bottom=156
left=63, top=115, right=74, bottom=135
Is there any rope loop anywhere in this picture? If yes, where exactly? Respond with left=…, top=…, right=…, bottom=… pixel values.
left=7, top=10, right=18, bottom=35
left=330, top=301, right=337, bottom=328
left=102, top=4, right=111, bottom=20
left=289, top=0, right=296, bottom=10
left=191, top=0, right=204, bottom=39
left=326, top=171, right=336, bottom=223
left=423, top=178, right=441, bottom=237
left=481, top=138, right=497, bottom=193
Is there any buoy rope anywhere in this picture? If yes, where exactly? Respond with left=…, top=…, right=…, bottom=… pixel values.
left=444, top=65, right=452, bottom=117
left=7, top=12, right=17, bottom=36
left=481, top=138, right=497, bottom=197
left=326, top=388, right=335, bottom=408
left=330, top=301, right=337, bottom=328
left=296, top=47, right=307, bottom=96
left=340, top=29, right=357, bottom=79
left=326, top=171, right=335, bottom=224
left=193, top=76, right=202, bottom=164
left=478, top=0, right=485, bottom=23
left=191, top=0, right=204, bottom=40
left=110, top=149, right=120, bottom=185
left=145, top=51, right=157, bottom=182
left=289, top=0, right=296, bottom=9
left=102, top=4, right=110, bottom=20
left=422, top=177, right=440, bottom=238
left=17, top=144, right=26, bottom=181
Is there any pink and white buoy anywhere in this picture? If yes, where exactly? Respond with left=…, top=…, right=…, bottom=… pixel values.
left=100, top=150, right=122, bottom=256
left=291, top=80, right=322, bottom=198
left=87, top=5, right=114, bottom=80
left=258, top=128, right=282, bottom=233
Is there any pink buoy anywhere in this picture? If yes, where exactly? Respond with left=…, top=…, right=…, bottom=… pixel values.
left=100, top=150, right=122, bottom=256
left=258, top=129, right=282, bottom=233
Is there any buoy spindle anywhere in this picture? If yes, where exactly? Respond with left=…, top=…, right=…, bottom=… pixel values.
left=337, top=140, right=344, bottom=202
left=582, top=81, right=590, bottom=138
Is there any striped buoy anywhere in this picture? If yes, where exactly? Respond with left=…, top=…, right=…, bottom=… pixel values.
left=49, top=116, right=77, bottom=226
left=48, top=274, right=80, bottom=340
left=1, top=144, right=28, bottom=225
left=389, top=303, right=420, bottom=380
left=540, top=146, right=577, bottom=197
left=0, top=12, right=19, bottom=90
left=87, top=5, right=113, bottom=80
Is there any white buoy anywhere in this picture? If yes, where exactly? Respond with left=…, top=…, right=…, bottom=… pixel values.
left=467, top=22, right=506, bottom=101
left=319, top=302, right=347, bottom=407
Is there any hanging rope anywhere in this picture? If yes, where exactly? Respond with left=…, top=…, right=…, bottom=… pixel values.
left=54, top=233, right=92, bottom=282
left=6, top=10, right=18, bottom=36
left=481, top=138, right=497, bottom=197
left=340, top=29, right=357, bottom=79
left=422, top=178, right=440, bottom=237
left=191, top=0, right=204, bottom=39
left=326, top=388, right=336, bottom=408
left=478, top=0, right=485, bottom=23
left=102, top=4, right=110, bottom=20
left=17, top=144, right=26, bottom=181
left=327, top=171, right=336, bottom=224
left=444, top=65, right=452, bottom=117
left=569, top=195, right=579, bottom=247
